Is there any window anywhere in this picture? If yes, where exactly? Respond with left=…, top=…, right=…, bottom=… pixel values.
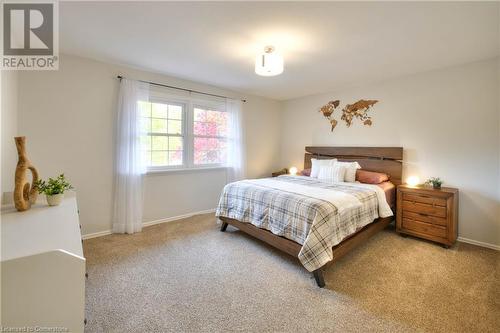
left=193, top=106, right=228, bottom=166
left=139, top=96, right=228, bottom=171
left=139, top=100, right=184, bottom=169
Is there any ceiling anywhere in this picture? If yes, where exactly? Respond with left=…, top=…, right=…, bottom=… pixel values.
left=60, top=1, right=499, bottom=100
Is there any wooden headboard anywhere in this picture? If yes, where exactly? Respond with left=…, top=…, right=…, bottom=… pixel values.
left=304, top=146, right=403, bottom=185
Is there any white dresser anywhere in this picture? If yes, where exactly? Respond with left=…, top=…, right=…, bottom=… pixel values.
left=1, top=192, right=85, bottom=332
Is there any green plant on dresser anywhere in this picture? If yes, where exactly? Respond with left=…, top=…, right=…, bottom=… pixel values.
left=34, top=174, right=73, bottom=206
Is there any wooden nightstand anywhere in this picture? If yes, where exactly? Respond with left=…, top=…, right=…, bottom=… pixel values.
left=396, top=184, right=458, bottom=248
left=272, top=168, right=288, bottom=177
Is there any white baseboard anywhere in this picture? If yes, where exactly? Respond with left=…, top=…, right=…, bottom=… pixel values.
left=82, top=229, right=113, bottom=240
left=142, top=208, right=216, bottom=228
left=457, top=237, right=500, bottom=251
left=81, top=208, right=216, bottom=240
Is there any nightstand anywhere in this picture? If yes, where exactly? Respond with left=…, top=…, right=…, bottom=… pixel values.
left=396, top=184, right=458, bottom=248
left=272, top=168, right=288, bottom=177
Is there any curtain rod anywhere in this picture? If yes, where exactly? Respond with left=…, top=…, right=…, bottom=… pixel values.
left=116, top=75, right=246, bottom=103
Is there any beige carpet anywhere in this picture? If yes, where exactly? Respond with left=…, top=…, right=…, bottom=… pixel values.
left=83, top=213, right=499, bottom=333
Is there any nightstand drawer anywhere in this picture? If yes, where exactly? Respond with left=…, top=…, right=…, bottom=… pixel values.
left=403, top=193, right=446, bottom=207
left=403, top=210, right=447, bottom=227
left=402, top=200, right=446, bottom=218
left=402, top=218, right=447, bottom=238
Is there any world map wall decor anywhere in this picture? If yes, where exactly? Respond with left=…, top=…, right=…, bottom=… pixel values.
left=319, top=100, right=340, bottom=131
left=319, top=99, right=378, bottom=131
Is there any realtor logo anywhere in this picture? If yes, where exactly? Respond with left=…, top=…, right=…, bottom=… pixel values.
left=1, top=1, right=59, bottom=70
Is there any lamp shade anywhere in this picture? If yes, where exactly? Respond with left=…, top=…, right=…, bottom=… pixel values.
left=406, top=176, right=420, bottom=187
left=255, top=46, right=284, bottom=77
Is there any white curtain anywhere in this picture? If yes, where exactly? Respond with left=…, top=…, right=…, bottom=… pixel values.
left=226, top=99, right=246, bottom=183
left=112, top=79, right=149, bottom=234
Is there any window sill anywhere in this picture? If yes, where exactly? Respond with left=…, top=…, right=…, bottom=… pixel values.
left=145, top=166, right=228, bottom=176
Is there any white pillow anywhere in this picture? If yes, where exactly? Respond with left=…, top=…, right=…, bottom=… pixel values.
left=310, top=158, right=337, bottom=178
left=335, top=161, right=361, bottom=182
left=317, top=164, right=346, bottom=183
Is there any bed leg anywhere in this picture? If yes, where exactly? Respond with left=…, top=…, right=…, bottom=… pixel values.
left=312, top=269, right=325, bottom=288
left=220, top=222, right=228, bottom=232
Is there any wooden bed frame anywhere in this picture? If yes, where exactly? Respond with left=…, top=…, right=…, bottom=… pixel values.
left=220, top=146, right=403, bottom=287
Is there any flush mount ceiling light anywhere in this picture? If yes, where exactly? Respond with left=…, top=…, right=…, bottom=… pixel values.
left=255, top=46, right=284, bottom=76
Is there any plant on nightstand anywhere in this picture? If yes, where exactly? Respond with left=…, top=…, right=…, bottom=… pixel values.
left=34, top=174, right=73, bottom=206
left=425, top=177, right=443, bottom=189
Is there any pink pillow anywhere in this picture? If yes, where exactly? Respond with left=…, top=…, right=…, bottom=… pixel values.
left=356, top=170, right=389, bottom=184
left=301, top=168, right=311, bottom=176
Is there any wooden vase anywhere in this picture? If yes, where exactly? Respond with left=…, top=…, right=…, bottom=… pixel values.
left=14, top=136, right=39, bottom=211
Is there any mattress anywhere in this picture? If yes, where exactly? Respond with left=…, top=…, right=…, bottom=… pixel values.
left=377, top=181, right=396, bottom=209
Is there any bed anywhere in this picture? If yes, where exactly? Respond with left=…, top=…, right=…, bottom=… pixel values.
left=216, top=146, right=403, bottom=287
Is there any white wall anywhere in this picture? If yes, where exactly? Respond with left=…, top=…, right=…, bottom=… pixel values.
left=280, top=58, right=500, bottom=247
left=1, top=71, right=18, bottom=200
left=16, top=54, right=282, bottom=235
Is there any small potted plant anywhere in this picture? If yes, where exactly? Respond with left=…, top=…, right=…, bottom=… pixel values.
left=34, top=174, right=73, bottom=206
left=425, top=177, right=443, bottom=189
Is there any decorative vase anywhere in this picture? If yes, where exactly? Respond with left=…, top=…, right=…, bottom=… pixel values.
left=13, top=136, right=39, bottom=211
left=46, top=193, right=64, bottom=206
left=433, top=184, right=441, bottom=189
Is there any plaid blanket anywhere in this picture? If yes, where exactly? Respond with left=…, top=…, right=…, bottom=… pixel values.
left=215, top=175, right=392, bottom=272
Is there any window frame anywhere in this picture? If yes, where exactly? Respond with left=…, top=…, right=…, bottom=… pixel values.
left=143, top=91, right=228, bottom=173
left=191, top=103, right=228, bottom=168
left=143, top=94, right=187, bottom=172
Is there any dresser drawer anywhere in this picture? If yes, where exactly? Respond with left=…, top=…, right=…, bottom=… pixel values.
left=402, top=210, right=447, bottom=227
left=402, top=218, right=447, bottom=238
left=402, top=200, right=446, bottom=218
left=403, top=193, right=446, bottom=207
